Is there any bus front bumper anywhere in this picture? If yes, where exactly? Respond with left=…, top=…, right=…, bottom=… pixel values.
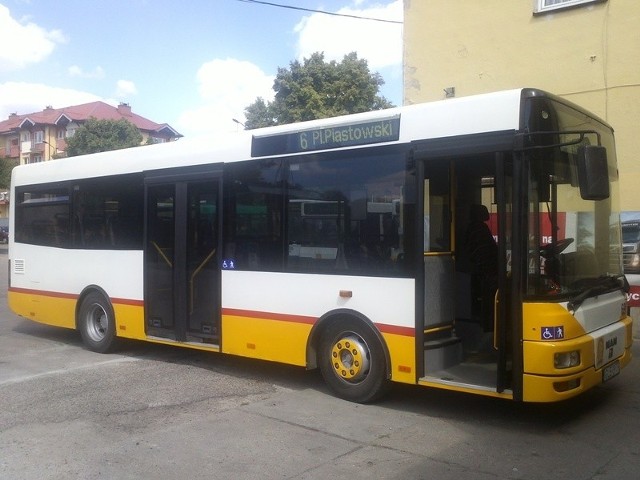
left=522, top=317, right=633, bottom=402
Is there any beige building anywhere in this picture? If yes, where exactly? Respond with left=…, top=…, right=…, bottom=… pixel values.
left=0, top=102, right=181, bottom=165
left=0, top=102, right=181, bottom=219
left=404, top=0, right=640, bottom=211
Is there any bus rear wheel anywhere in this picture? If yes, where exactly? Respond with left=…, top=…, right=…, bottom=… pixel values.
left=319, top=318, right=389, bottom=403
left=78, top=292, right=118, bottom=353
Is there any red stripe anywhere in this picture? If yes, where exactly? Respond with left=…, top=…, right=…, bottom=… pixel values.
left=222, top=307, right=415, bottom=337
left=222, top=308, right=316, bottom=325
left=9, top=286, right=78, bottom=300
left=111, top=298, right=144, bottom=307
left=8, top=286, right=143, bottom=307
left=8, top=288, right=413, bottom=336
left=377, top=323, right=415, bottom=337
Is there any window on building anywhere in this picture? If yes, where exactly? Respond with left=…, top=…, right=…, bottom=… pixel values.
left=535, top=0, right=606, bottom=14
left=34, top=131, right=44, bottom=144
left=21, top=132, right=30, bottom=142
left=57, top=129, right=65, bottom=139
left=5, top=138, right=16, bottom=155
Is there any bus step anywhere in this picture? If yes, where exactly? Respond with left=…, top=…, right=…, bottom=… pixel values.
left=424, top=337, right=463, bottom=374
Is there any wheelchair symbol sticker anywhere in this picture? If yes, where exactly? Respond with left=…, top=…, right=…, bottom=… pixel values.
left=541, top=326, right=564, bottom=340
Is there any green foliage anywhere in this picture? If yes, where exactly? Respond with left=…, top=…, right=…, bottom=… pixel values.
left=65, top=117, right=143, bottom=157
left=244, top=52, right=394, bottom=129
left=0, top=156, right=18, bottom=189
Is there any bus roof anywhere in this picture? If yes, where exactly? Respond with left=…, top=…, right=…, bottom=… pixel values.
left=12, top=88, right=529, bottom=187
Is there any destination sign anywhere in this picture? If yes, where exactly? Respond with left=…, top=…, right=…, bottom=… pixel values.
left=251, top=115, right=401, bottom=157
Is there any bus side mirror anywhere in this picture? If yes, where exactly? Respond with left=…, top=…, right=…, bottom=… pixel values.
left=577, top=145, right=609, bottom=200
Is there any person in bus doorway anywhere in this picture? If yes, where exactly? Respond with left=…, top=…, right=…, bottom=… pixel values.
left=464, top=204, right=498, bottom=333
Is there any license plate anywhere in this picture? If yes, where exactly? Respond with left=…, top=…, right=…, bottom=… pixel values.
left=603, top=361, right=620, bottom=382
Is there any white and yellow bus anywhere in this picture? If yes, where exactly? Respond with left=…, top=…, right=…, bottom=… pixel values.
left=8, top=88, right=633, bottom=403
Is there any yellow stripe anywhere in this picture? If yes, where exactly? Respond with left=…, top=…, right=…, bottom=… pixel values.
left=417, top=379, right=514, bottom=399
left=8, top=290, right=76, bottom=329
left=382, top=332, right=416, bottom=384
left=112, top=303, right=146, bottom=339
left=10, top=290, right=421, bottom=387
left=9, top=289, right=149, bottom=340
left=222, top=314, right=311, bottom=366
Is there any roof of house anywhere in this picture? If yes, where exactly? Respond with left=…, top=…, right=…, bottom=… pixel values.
left=0, top=101, right=181, bottom=138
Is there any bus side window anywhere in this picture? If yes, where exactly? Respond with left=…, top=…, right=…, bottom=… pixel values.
left=286, top=149, right=407, bottom=275
left=71, top=175, right=143, bottom=250
left=223, top=160, right=284, bottom=271
left=15, top=189, right=71, bottom=247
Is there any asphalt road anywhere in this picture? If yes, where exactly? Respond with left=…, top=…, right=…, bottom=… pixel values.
left=1, top=247, right=639, bottom=480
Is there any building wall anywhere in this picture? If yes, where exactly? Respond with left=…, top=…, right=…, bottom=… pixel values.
left=403, top=0, right=640, bottom=211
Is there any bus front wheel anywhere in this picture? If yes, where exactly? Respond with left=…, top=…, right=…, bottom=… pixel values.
left=319, top=318, right=389, bottom=403
left=78, top=292, right=118, bottom=353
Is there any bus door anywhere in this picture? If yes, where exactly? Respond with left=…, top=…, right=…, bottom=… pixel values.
left=144, top=166, right=222, bottom=344
left=417, top=151, right=514, bottom=395
left=453, top=153, right=514, bottom=392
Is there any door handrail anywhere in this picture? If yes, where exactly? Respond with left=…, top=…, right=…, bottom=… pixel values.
left=190, top=248, right=216, bottom=313
left=151, top=241, right=173, bottom=268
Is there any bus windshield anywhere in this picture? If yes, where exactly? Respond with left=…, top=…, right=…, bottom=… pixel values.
left=524, top=97, right=623, bottom=299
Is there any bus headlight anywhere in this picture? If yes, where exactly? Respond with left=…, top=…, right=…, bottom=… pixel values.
left=554, top=351, right=580, bottom=369
left=632, top=254, right=640, bottom=267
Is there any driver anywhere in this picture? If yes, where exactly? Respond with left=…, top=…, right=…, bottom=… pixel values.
left=464, top=204, right=498, bottom=332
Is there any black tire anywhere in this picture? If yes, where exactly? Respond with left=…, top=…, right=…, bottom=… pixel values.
left=78, top=292, right=118, bottom=353
left=318, top=317, right=389, bottom=403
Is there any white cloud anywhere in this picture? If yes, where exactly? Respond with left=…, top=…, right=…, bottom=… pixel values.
left=195, top=58, right=274, bottom=104
left=115, top=79, right=138, bottom=98
left=294, top=0, right=402, bottom=70
left=173, top=2, right=403, bottom=137
left=0, top=82, right=102, bottom=119
left=175, top=1, right=403, bottom=138
left=0, top=5, right=67, bottom=73
left=176, top=58, right=274, bottom=137
left=68, top=65, right=105, bottom=79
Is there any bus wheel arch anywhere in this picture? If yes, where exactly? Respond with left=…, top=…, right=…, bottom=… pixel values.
left=76, top=286, right=119, bottom=353
left=310, top=309, right=391, bottom=403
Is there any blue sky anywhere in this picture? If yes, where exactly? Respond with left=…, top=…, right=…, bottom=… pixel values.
left=0, top=0, right=402, bottom=137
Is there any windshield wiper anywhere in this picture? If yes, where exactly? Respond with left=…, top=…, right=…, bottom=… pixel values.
left=567, top=275, right=627, bottom=313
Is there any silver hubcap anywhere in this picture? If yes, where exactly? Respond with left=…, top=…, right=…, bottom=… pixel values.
left=85, top=303, right=108, bottom=342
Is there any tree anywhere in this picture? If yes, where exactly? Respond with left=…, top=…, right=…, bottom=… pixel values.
left=65, top=117, right=143, bottom=157
left=244, top=52, right=394, bottom=129
left=0, top=157, right=18, bottom=189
